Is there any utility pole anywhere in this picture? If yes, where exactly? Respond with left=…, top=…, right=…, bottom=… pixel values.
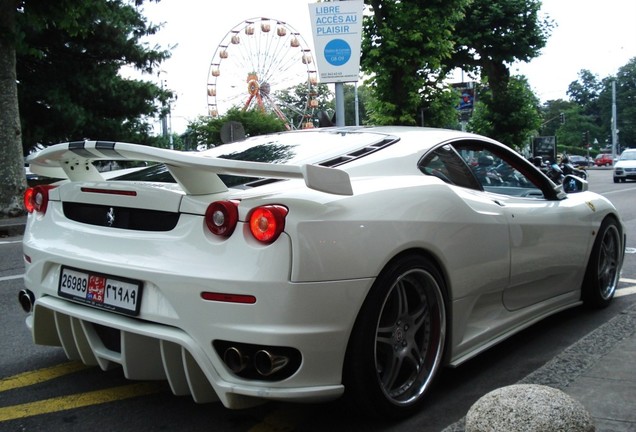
left=611, top=80, right=618, bottom=161
left=335, top=81, right=345, bottom=126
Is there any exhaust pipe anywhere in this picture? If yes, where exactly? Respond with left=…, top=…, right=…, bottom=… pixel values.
left=223, top=347, right=249, bottom=373
left=254, top=350, right=289, bottom=376
left=18, top=289, right=36, bottom=313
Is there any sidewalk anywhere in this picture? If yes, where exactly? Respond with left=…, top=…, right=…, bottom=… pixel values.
left=443, top=301, right=636, bottom=431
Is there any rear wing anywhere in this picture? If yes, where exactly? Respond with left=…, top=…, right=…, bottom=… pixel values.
left=26, top=140, right=353, bottom=196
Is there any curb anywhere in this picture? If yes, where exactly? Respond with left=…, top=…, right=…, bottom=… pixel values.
left=441, top=303, right=636, bottom=431
left=0, top=216, right=27, bottom=237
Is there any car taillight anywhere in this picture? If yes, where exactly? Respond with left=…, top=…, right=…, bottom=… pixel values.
left=24, top=185, right=56, bottom=214
left=248, top=205, right=288, bottom=244
left=205, top=200, right=239, bottom=237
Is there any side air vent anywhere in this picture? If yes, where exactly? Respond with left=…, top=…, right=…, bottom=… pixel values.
left=319, top=137, right=398, bottom=167
left=63, top=202, right=179, bottom=231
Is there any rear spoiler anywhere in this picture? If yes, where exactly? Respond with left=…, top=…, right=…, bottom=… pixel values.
left=26, top=140, right=353, bottom=196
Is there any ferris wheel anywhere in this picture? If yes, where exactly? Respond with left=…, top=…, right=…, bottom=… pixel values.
left=207, top=17, right=319, bottom=130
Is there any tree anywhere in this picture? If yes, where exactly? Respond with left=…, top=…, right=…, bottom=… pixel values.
left=16, top=0, right=171, bottom=150
left=420, top=85, right=461, bottom=129
left=185, top=108, right=286, bottom=149
left=340, top=83, right=372, bottom=126
left=275, top=82, right=332, bottom=128
left=598, top=58, right=636, bottom=152
left=554, top=105, right=602, bottom=151
left=567, top=70, right=602, bottom=111
left=0, top=0, right=170, bottom=217
left=564, top=60, right=636, bottom=153
left=447, top=0, right=552, bottom=143
left=0, top=0, right=24, bottom=217
left=361, top=0, right=469, bottom=125
left=468, top=76, right=541, bottom=150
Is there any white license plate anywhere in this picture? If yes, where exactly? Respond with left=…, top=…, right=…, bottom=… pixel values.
left=58, top=266, right=143, bottom=316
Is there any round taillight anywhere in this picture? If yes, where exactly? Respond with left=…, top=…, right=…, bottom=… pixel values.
left=24, top=185, right=55, bottom=214
left=205, top=200, right=239, bottom=237
left=248, top=205, right=288, bottom=244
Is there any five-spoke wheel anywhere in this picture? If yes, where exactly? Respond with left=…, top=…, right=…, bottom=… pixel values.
left=582, top=217, right=623, bottom=308
left=344, top=255, right=447, bottom=418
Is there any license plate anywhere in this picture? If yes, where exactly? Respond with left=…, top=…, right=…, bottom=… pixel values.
left=58, top=266, right=143, bottom=316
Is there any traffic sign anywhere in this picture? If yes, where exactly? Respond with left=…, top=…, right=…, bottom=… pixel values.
left=308, top=1, right=364, bottom=83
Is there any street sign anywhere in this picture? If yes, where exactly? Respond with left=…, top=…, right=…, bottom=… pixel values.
left=532, top=136, right=557, bottom=162
left=308, top=1, right=364, bottom=83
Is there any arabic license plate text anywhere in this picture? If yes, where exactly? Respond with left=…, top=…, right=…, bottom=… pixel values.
left=58, top=266, right=142, bottom=316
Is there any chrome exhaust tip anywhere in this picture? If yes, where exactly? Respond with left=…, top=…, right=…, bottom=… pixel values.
left=18, top=289, right=35, bottom=313
left=223, top=346, right=249, bottom=373
left=254, top=350, right=289, bottom=376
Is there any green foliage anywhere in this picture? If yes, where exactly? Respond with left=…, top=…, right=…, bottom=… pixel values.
left=341, top=83, right=371, bottom=126
left=599, top=58, right=636, bottom=150
left=15, top=0, right=171, bottom=151
left=468, top=76, right=541, bottom=150
left=539, top=99, right=575, bottom=137
left=275, top=82, right=333, bottom=128
left=567, top=70, right=603, bottom=111
left=420, top=86, right=461, bottom=129
left=555, top=105, right=602, bottom=149
left=361, top=0, right=550, bottom=142
left=445, top=0, right=550, bottom=143
left=185, top=108, right=286, bottom=149
left=450, top=0, right=552, bottom=73
left=362, top=0, right=469, bottom=125
left=546, top=58, right=636, bottom=153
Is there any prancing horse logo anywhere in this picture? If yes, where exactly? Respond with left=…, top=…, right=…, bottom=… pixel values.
left=106, top=207, right=115, bottom=227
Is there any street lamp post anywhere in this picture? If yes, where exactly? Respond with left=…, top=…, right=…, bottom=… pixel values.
left=611, top=80, right=618, bottom=161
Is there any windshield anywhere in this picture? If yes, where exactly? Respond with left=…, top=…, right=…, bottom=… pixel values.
left=619, top=151, right=636, bottom=161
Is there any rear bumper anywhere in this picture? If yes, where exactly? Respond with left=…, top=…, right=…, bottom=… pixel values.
left=22, top=208, right=373, bottom=408
left=27, top=287, right=371, bottom=408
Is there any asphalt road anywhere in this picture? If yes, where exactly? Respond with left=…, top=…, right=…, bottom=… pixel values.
left=1, top=167, right=635, bottom=432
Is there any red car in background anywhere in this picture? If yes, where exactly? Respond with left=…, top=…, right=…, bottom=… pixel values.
left=594, top=153, right=613, bottom=166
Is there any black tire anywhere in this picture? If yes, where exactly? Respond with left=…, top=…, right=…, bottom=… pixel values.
left=613, top=177, right=619, bottom=183
left=343, top=255, right=447, bottom=419
left=582, top=218, right=622, bottom=308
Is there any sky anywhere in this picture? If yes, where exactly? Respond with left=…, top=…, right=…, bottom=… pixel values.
left=135, top=0, right=636, bottom=134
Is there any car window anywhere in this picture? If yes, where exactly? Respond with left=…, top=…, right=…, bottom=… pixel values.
left=418, top=144, right=481, bottom=189
left=619, top=151, right=636, bottom=160
left=422, top=140, right=548, bottom=199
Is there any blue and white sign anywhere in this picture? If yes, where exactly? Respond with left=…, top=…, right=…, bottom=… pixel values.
left=309, top=1, right=364, bottom=83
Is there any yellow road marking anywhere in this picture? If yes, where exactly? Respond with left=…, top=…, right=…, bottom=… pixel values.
left=0, top=362, right=89, bottom=392
left=0, top=382, right=162, bottom=422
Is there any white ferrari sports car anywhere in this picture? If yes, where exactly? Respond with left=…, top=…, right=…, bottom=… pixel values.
left=20, top=126, right=625, bottom=418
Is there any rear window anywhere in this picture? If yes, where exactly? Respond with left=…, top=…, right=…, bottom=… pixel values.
left=113, top=130, right=395, bottom=188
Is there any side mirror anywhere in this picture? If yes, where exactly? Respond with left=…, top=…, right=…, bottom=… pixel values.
left=562, top=174, right=588, bottom=193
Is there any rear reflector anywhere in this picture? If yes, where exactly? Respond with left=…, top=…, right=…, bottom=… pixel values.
left=81, top=187, right=137, bottom=196
left=201, top=292, right=256, bottom=304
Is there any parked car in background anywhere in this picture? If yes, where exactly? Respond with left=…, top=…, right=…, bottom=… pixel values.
left=613, top=148, right=636, bottom=183
left=568, top=155, right=592, bottom=167
left=21, top=127, right=625, bottom=418
left=594, top=153, right=613, bottom=166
